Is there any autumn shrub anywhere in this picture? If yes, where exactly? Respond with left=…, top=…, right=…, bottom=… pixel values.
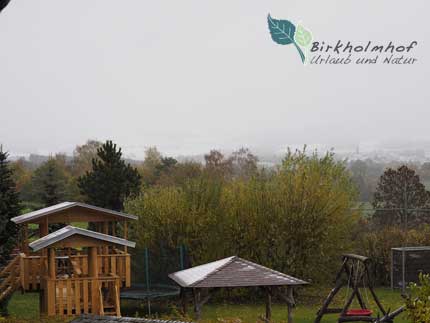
left=405, top=273, right=430, bottom=323
left=359, top=225, right=430, bottom=285
left=125, top=149, right=359, bottom=284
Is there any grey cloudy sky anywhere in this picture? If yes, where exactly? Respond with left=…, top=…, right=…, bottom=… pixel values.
left=0, top=0, right=428, bottom=158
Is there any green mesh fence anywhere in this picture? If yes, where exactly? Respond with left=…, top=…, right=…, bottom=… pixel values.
left=121, top=245, right=187, bottom=300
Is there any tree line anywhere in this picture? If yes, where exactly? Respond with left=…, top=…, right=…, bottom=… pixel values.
left=2, top=140, right=430, bottom=289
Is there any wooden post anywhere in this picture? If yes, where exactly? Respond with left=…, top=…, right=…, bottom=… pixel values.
left=40, top=218, right=49, bottom=275
left=40, top=217, right=49, bottom=237
left=48, top=248, right=56, bottom=279
left=88, top=246, right=100, bottom=314
left=265, top=287, right=272, bottom=322
left=123, top=221, right=128, bottom=253
left=88, top=247, right=98, bottom=278
left=112, top=221, right=116, bottom=237
left=22, top=224, right=29, bottom=254
left=46, top=279, right=56, bottom=316
left=103, top=222, right=109, bottom=274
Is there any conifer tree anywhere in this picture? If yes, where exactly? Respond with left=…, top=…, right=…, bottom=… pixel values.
left=78, top=141, right=141, bottom=211
left=0, top=148, right=20, bottom=316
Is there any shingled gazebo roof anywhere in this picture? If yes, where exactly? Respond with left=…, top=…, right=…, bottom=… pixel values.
left=168, top=256, right=308, bottom=288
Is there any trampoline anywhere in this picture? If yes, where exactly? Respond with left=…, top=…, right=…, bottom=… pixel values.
left=120, top=284, right=180, bottom=300
left=122, top=246, right=187, bottom=314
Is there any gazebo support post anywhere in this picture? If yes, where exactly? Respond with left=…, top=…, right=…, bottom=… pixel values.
left=265, top=287, right=272, bottom=322
left=180, top=287, right=187, bottom=315
left=193, top=288, right=201, bottom=320
left=279, top=286, right=296, bottom=323
left=286, top=287, right=294, bottom=323
left=192, top=288, right=211, bottom=321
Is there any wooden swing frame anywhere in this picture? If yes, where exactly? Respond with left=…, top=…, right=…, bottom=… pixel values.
left=315, top=254, right=390, bottom=323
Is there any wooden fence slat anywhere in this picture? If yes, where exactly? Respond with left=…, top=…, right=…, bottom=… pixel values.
left=115, top=279, right=121, bottom=316
left=98, top=256, right=102, bottom=276
left=83, top=257, right=88, bottom=275
left=58, top=280, right=64, bottom=316
left=75, top=280, right=81, bottom=315
left=47, top=280, right=56, bottom=316
left=104, top=254, right=109, bottom=276
left=19, top=255, right=25, bottom=290
left=83, top=280, right=89, bottom=314
left=24, top=259, right=29, bottom=290
left=67, top=279, right=72, bottom=315
left=31, top=258, right=36, bottom=288
left=111, top=256, right=117, bottom=275
left=91, top=280, right=99, bottom=315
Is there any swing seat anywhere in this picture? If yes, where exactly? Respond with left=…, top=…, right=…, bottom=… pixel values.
left=345, top=309, right=373, bottom=316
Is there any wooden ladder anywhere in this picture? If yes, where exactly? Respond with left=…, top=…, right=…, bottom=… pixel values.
left=98, top=282, right=121, bottom=317
left=0, top=254, right=21, bottom=302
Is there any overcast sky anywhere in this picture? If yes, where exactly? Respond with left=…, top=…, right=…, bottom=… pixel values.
left=0, top=0, right=428, bottom=158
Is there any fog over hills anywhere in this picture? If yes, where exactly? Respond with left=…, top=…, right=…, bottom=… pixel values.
left=1, top=0, right=428, bottom=163
left=7, top=139, right=430, bottom=167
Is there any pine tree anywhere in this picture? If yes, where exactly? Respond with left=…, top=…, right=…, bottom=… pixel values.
left=0, top=148, right=20, bottom=316
left=32, top=159, right=69, bottom=206
left=78, top=141, right=141, bottom=211
left=0, top=149, right=20, bottom=264
left=373, top=165, right=430, bottom=227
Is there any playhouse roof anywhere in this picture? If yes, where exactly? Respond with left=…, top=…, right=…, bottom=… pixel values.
left=11, top=201, right=138, bottom=224
left=29, top=225, right=136, bottom=251
left=168, top=256, right=308, bottom=288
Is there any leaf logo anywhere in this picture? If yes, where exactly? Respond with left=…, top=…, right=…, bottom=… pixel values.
left=267, top=15, right=313, bottom=64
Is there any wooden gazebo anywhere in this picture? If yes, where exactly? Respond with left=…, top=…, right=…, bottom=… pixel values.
left=169, top=256, right=308, bottom=323
left=0, top=202, right=138, bottom=317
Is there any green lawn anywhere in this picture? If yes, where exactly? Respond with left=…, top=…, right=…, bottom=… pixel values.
left=7, top=287, right=409, bottom=323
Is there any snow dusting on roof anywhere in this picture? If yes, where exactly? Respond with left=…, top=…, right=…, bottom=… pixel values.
left=169, top=256, right=308, bottom=288
left=11, top=202, right=138, bottom=224
left=29, top=225, right=136, bottom=251
left=169, top=256, right=235, bottom=287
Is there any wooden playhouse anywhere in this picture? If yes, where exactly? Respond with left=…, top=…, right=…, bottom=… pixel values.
left=0, top=202, right=137, bottom=317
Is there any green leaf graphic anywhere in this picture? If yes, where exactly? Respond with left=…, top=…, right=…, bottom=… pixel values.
left=267, top=14, right=296, bottom=45
left=294, top=24, right=312, bottom=47
left=267, top=14, right=305, bottom=64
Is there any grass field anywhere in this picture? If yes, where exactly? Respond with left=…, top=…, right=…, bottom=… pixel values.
left=7, top=287, right=409, bottom=323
